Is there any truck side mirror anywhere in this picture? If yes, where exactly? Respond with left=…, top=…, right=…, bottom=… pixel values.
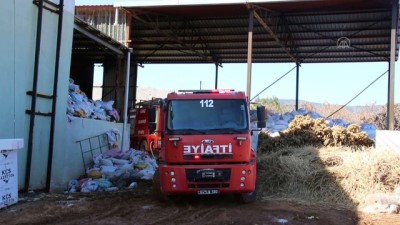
left=149, top=122, right=157, bottom=134
left=160, top=99, right=167, bottom=111
left=256, top=105, right=266, bottom=128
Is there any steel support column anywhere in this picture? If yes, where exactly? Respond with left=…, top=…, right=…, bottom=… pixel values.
left=387, top=0, right=398, bottom=130
left=295, top=63, right=300, bottom=111
left=215, top=63, right=219, bottom=89
left=246, top=9, right=254, bottom=101
left=121, top=49, right=132, bottom=151
left=132, top=61, right=138, bottom=108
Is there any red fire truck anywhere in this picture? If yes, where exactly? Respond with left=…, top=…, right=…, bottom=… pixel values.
left=152, top=89, right=266, bottom=202
left=130, top=98, right=163, bottom=156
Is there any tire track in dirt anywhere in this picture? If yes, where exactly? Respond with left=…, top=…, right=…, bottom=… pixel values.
left=144, top=195, right=248, bottom=225
left=2, top=182, right=400, bottom=225
left=59, top=196, right=156, bottom=225
left=148, top=206, right=225, bottom=225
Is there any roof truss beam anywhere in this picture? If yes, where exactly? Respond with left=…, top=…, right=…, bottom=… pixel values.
left=131, top=11, right=218, bottom=63
left=248, top=4, right=297, bottom=62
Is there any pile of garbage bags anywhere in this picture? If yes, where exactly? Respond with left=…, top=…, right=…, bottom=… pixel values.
left=67, top=79, right=120, bottom=122
left=264, top=108, right=376, bottom=140
left=67, top=147, right=157, bottom=193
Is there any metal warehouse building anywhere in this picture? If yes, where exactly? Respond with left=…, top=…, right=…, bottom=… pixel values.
left=1, top=0, right=399, bottom=192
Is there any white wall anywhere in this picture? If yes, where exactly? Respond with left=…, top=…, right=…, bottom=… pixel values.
left=375, top=130, right=400, bottom=153
left=0, top=0, right=131, bottom=192
left=0, top=0, right=17, bottom=139
left=0, top=0, right=73, bottom=190
left=51, top=118, right=129, bottom=191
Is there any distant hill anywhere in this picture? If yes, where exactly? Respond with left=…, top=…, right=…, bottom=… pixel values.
left=135, top=86, right=172, bottom=101
left=278, top=99, right=320, bottom=106
left=278, top=99, right=385, bottom=112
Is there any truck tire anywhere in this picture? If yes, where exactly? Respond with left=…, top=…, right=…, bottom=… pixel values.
left=238, top=183, right=258, bottom=203
left=140, top=140, right=148, bottom=151
left=152, top=169, right=169, bottom=202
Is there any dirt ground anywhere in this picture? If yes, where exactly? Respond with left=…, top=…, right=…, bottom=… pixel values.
left=1, top=181, right=399, bottom=225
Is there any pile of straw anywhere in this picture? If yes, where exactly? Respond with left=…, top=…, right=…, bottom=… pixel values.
left=257, top=146, right=400, bottom=209
left=258, top=115, right=374, bottom=153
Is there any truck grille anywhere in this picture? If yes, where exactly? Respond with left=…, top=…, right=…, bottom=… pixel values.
left=201, top=154, right=233, bottom=159
left=188, top=183, right=230, bottom=189
left=185, top=168, right=231, bottom=182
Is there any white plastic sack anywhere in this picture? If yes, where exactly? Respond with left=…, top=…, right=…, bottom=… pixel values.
left=100, top=165, right=117, bottom=177
left=275, top=120, right=289, bottom=126
left=281, top=112, right=294, bottom=122
left=138, top=168, right=155, bottom=180
left=111, top=158, right=130, bottom=165
left=106, top=128, right=120, bottom=146
left=101, top=100, right=114, bottom=111
left=81, top=180, right=98, bottom=192
left=99, top=158, right=113, bottom=166
left=271, top=124, right=288, bottom=132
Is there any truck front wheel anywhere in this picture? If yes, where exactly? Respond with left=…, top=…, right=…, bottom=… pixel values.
left=238, top=184, right=258, bottom=203
left=152, top=169, right=169, bottom=202
left=239, top=190, right=256, bottom=203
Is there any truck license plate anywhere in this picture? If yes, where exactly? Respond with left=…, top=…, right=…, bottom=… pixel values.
left=197, top=189, right=219, bottom=195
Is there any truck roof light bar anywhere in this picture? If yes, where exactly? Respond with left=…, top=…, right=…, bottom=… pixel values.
left=177, top=89, right=235, bottom=94
left=136, top=97, right=163, bottom=106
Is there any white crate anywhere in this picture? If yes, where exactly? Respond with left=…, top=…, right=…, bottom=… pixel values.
left=0, top=154, right=17, bottom=187
left=0, top=139, right=23, bottom=209
left=0, top=139, right=23, bottom=151
left=0, top=185, right=18, bottom=209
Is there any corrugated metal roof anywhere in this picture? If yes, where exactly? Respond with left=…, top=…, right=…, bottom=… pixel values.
left=74, top=5, right=113, bottom=7
left=119, top=0, right=399, bottom=63
left=73, top=16, right=129, bottom=60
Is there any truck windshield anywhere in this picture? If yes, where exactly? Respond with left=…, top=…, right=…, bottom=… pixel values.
left=166, top=99, right=248, bottom=134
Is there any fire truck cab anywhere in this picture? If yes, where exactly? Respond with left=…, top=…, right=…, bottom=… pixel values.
left=154, top=89, right=266, bottom=202
left=130, top=98, right=163, bottom=155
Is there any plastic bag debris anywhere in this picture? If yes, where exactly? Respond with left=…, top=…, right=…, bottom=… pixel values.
left=93, top=178, right=113, bottom=189
left=81, top=180, right=99, bottom=192
left=66, top=148, right=158, bottom=193
left=128, top=182, right=138, bottom=189
left=67, top=79, right=120, bottom=122
left=272, top=218, right=288, bottom=224
left=87, top=169, right=102, bottom=179
left=261, top=108, right=376, bottom=140
left=106, top=129, right=120, bottom=146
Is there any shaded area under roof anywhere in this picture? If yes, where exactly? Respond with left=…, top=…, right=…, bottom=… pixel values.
left=73, top=16, right=129, bottom=60
left=119, top=0, right=399, bottom=64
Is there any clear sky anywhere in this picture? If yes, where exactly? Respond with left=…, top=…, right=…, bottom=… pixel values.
left=78, top=0, right=400, bottom=106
